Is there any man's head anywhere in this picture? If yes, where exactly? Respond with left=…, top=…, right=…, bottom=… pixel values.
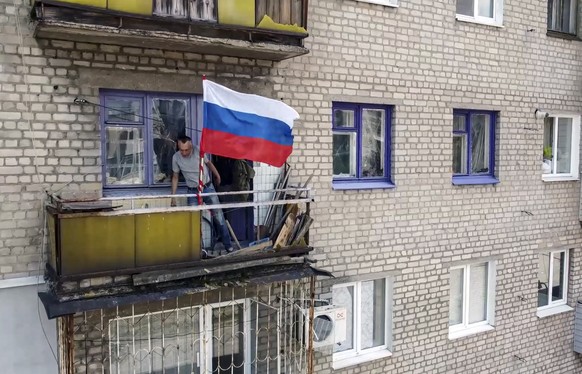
left=177, top=135, right=193, bottom=157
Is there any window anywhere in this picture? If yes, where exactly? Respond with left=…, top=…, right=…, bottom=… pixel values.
left=109, top=299, right=276, bottom=373
left=332, top=278, right=392, bottom=368
left=452, top=110, right=498, bottom=185
left=542, top=115, right=580, bottom=181
left=449, top=262, right=496, bottom=339
left=101, top=91, right=200, bottom=191
left=332, top=103, right=393, bottom=189
left=456, top=0, right=503, bottom=26
left=548, top=0, right=578, bottom=34
left=538, top=250, right=569, bottom=312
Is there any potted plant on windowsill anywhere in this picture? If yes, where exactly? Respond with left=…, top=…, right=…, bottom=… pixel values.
left=542, top=146, right=552, bottom=174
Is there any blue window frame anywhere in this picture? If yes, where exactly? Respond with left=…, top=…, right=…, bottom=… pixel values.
left=452, top=109, right=498, bottom=185
left=100, top=90, right=202, bottom=193
left=332, top=102, right=393, bottom=190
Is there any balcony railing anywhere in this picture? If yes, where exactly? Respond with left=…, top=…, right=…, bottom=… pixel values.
left=46, top=187, right=313, bottom=279
left=31, top=0, right=309, bottom=60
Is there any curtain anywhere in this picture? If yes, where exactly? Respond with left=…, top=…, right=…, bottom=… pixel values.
left=470, top=114, right=489, bottom=174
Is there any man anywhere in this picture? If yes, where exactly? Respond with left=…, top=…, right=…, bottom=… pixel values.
left=170, top=135, right=233, bottom=253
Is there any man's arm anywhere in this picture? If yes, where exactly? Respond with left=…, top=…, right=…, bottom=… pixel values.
left=206, top=160, right=221, bottom=186
left=170, top=172, right=179, bottom=207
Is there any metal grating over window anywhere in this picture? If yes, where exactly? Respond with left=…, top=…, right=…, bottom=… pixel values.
left=67, top=281, right=311, bottom=374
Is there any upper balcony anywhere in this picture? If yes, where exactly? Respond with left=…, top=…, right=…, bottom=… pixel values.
left=31, top=0, right=309, bottom=61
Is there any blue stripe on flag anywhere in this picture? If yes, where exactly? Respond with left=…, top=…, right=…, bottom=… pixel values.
left=203, top=102, right=293, bottom=146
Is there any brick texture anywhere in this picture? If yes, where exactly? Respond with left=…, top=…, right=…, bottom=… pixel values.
left=1, top=0, right=582, bottom=372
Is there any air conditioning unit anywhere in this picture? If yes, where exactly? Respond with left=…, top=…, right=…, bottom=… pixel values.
left=303, top=305, right=347, bottom=350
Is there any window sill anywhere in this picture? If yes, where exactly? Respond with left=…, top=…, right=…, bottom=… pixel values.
left=455, top=14, right=503, bottom=28
left=452, top=175, right=499, bottom=186
left=536, top=304, right=573, bottom=318
left=354, top=0, right=398, bottom=7
left=546, top=30, right=581, bottom=41
left=333, top=350, right=392, bottom=370
left=448, top=324, right=494, bottom=340
left=542, top=174, right=579, bottom=182
left=332, top=180, right=395, bottom=191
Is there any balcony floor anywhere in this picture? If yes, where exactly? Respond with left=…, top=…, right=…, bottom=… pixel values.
left=33, top=2, right=309, bottom=61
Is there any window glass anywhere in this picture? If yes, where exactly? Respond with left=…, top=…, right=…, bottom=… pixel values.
left=552, top=251, right=565, bottom=302
left=478, top=0, right=494, bottom=17
left=538, top=253, right=550, bottom=307
left=106, top=98, right=142, bottom=123
left=453, top=135, right=467, bottom=174
left=457, top=0, right=474, bottom=16
left=362, top=109, right=385, bottom=178
left=333, top=285, right=354, bottom=352
left=334, top=109, right=355, bottom=128
left=361, top=279, right=386, bottom=349
left=468, top=263, right=488, bottom=324
left=105, top=127, right=145, bottom=185
left=152, top=98, right=188, bottom=184
left=471, top=114, right=490, bottom=174
left=556, top=118, right=572, bottom=174
left=333, top=133, right=357, bottom=177
left=212, top=304, right=245, bottom=372
left=543, top=118, right=554, bottom=173
left=449, top=268, right=464, bottom=325
left=548, top=0, right=577, bottom=34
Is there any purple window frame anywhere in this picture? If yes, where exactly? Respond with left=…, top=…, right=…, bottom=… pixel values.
left=452, top=109, right=499, bottom=186
left=332, top=102, right=394, bottom=190
left=100, top=89, right=201, bottom=195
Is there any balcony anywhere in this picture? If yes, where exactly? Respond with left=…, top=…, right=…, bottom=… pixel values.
left=31, top=0, right=309, bottom=61
left=46, top=186, right=314, bottom=279
left=40, top=181, right=324, bottom=318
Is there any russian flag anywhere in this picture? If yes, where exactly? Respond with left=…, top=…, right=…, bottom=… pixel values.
left=201, top=80, right=299, bottom=167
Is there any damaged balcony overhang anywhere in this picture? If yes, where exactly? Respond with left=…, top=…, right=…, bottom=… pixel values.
left=31, top=1, right=309, bottom=61
left=39, top=250, right=332, bottom=319
left=31, top=1, right=310, bottom=61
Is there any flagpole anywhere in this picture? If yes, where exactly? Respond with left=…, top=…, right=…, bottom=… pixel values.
left=198, top=75, right=206, bottom=206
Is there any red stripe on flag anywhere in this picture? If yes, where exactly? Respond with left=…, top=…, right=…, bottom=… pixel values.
left=200, top=129, right=292, bottom=168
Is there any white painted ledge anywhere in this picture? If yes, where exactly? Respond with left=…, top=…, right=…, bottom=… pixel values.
left=448, top=324, right=494, bottom=340
left=333, top=350, right=393, bottom=370
left=536, top=304, right=574, bottom=318
left=0, top=276, right=44, bottom=289
left=355, top=0, right=399, bottom=7
left=455, top=14, right=503, bottom=28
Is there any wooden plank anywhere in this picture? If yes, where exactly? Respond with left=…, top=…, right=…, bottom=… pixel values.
left=256, top=0, right=267, bottom=25
left=228, top=239, right=273, bottom=256
left=280, top=0, right=291, bottom=25
left=274, top=213, right=296, bottom=248
left=133, top=256, right=301, bottom=285
left=225, top=219, right=241, bottom=249
left=267, top=0, right=278, bottom=23
left=291, top=215, right=313, bottom=245
left=290, top=0, right=301, bottom=26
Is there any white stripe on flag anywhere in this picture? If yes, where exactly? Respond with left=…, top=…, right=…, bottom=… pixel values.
left=203, top=80, right=299, bottom=129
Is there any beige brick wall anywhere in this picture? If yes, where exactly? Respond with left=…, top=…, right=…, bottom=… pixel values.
left=2, top=0, right=582, bottom=372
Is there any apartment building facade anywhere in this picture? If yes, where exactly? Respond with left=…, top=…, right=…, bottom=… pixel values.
left=1, top=0, right=582, bottom=373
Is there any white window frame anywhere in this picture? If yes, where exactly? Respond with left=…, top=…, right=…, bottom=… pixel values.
left=355, top=0, right=399, bottom=7
left=456, top=0, right=504, bottom=27
left=448, top=262, right=496, bottom=340
left=542, top=114, right=581, bottom=182
left=332, top=278, right=393, bottom=369
left=109, top=299, right=253, bottom=374
left=537, top=250, right=571, bottom=318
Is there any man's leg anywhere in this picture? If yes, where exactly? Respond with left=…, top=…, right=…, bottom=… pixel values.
left=202, top=184, right=233, bottom=251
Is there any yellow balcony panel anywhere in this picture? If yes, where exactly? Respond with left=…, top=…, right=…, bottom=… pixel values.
left=59, top=214, right=136, bottom=276
left=218, top=0, right=255, bottom=27
left=108, top=0, right=152, bottom=16
left=53, top=0, right=106, bottom=8
left=135, top=211, right=201, bottom=267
